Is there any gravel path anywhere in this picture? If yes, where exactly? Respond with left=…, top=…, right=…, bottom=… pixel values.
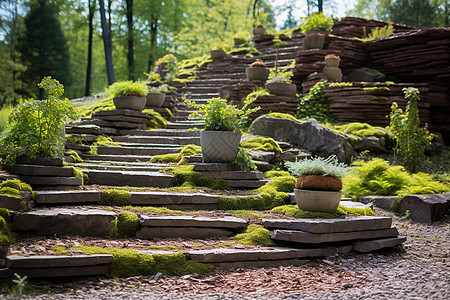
left=9, top=210, right=450, bottom=300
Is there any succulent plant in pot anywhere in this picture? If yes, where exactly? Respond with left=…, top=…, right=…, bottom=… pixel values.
left=246, top=59, right=269, bottom=81
left=184, top=97, right=260, bottom=163
left=285, top=155, right=348, bottom=213
left=108, top=81, right=149, bottom=111
left=265, top=68, right=296, bottom=97
left=146, top=84, right=169, bottom=107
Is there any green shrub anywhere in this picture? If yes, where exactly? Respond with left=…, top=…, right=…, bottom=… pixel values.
left=78, top=247, right=213, bottom=277
left=233, top=148, right=257, bottom=172
left=0, top=209, right=14, bottom=245
left=232, top=224, right=274, bottom=246
left=143, top=109, right=168, bottom=129
left=241, top=137, right=282, bottom=152
left=296, top=81, right=335, bottom=124
left=263, top=170, right=291, bottom=178
left=107, top=81, right=149, bottom=97
left=389, top=87, right=434, bottom=172
left=110, top=211, right=139, bottom=238
left=300, top=12, right=334, bottom=33
left=362, top=24, right=394, bottom=41
left=0, top=180, right=32, bottom=192
left=100, top=189, right=131, bottom=206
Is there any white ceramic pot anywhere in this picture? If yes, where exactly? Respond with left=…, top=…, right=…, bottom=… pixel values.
left=294, top=189, right=342, bottom=214
left=200, top=131, right=241, bottom=163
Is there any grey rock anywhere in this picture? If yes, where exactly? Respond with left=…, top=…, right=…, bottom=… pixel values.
left=347, top=69, right=384, bottom=82
left=246, top=149, right=275, bottom=163
left=253, top=160, right=275, bottom=172
left=400, top=192, right=450, bottom=223
left=136, top=227, right=234, bottom=239
left=12, top=164, right=74, bottom=177
left=0, top=194, right=22, bottom=210
left=228, top=179, right=269, bottom=189
left=15, top=157, right=64, bottom=167
left=93, top=109, right=151, bottom=119
left=6, top=254, right=113, bottom=268
left=249, top=117, right=354, bottom=162
left=262, top=216, right=392, bottom=233
left=193, top=163, right=241, bottom=172
left=354, top=237, right=407, bottom=253
left=358, top=195, right=399, bottom=211
left=339, top=200, right=373, bottom=210
left=352, top=136, right=387, bottom=153
left=84, top=170, right=173, bottom=188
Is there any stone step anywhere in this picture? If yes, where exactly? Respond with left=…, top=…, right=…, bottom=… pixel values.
left=136, top=215, right=247, bottom=239
left=166, top=123, right=205, bottom=130
left=228, top=179, right=269, bottom=189
left=74, top=163, right=163, bottom=172
left=83, top=170, right=173, bottom=188
left=0, top=194, right=23, bottom=210
left=12, top=208, right=116, bottom=236
left=262, top=216, right=393, bottom=234
left=6, top=254, right=113, bottom=278
left=80, top=154, right=155, bottom=162
left=117, top=142, right=182, bottom=148
left=187, top=93, right=219, bottom=99
left=36, top=190, right=101, bottom=205
left=81, top=160, right=166, bottom=167
left=354, top=237, right=407, bottom=253
left=270, top=227, right=399, bottom=244
left=18, top=176, right=82, bottom=187
left=119, top=129, right=200, bottom=137
left=96, top=146, right=180, bottom=156
left=12, top=164, right=74, bottom=177
left=129, top=191, right=220, bottom=206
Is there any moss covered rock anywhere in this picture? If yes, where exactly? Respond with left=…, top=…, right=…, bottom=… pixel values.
left=143, top=109, right=168, bottom=129
left=0, top=209, right=14, bottom=245
left=110, top=211, right=139, bottom=238
left=241, top=137, right=282, bottom=152
left=232, top=224, right=274, bottom=246
left=0, top=180, right=32, bottom=192
left=100, top=189, right=131, bottom=206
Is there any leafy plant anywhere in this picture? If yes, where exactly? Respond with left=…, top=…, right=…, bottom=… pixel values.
left=233, top=147, right=257, bottom=172
left=362, top=24, right=394, bottom=41
left=107, top=81, right=149, bottom=97
left=185, top=97, right=260, bottom=132
left=0, top=103, right=14, bottom=133
left=296, top=81, right=335, bottom=123
left=149, top=84, right=169, bottom=93
left=285, top=155, right=349, bottom=179
left=389, top=87, right=434, bottom=172
left=300, top=12, right=334, bottom=34
left=0, top=77, right=78, bottom=166
left=158, top=54, right=178, bottom=81
left=266, top=69, right=293, bottom=83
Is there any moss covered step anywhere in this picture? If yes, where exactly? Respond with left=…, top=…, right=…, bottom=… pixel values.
left=36, top=190, right=101, bottom=205
left=18, top=176, right=82, bottom=187
left=129, top=191, right=219, bottom=209
left=66, top=124, right=119, bottom=135
left=80, top=154, right=154, bottom=162
left=83, top=170, right=173, bottom=188
left=136, top=215, right=247, bottom=239
left=186, top=246, right=352, bottom=269
left=6, top=254, right=113, bottom=278
left=112, top=136, right=201, bottom=146
left=12, top=208, right=116, bottom=236
left=117, top=129, right=200, bottom=137
left=96, top=146, right=180, bottom=156
left=73, top=163, right=163, bottom=172
left=262, top=216, right=393, bottom=234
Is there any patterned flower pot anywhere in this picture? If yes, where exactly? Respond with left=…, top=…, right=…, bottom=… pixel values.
left=113, top=96, right=146, bottom=111
left=303, top=33, right=325, bottom=50
left=246, top=67, right=269, bottom=81
left=294, top=189, right=342, bottom=214
left=265, top=82, right=297, bottom=97
left=210, top=49, right=226, bottom=60
left=146, top=92, right=165, bottom=107
left=323, top=66, right=343, bottom=82
left=200, top=131, right=241, bottom=163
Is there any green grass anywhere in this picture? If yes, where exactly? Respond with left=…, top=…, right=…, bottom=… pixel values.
left=124, top=206, right=187, bottom=215
left=232, top=224, right=274, bottom=246
left=226, top=210, right=270, bottom=218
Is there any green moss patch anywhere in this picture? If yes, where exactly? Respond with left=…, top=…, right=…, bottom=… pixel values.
left=78, top=247, right=213, bottom=277
left=100, top=189, right=131, bottom=206
left=110, top=211, right=139, bottom=238
left=68, top=166, right=88, bottom=185
left=1, top=180, right=32, bottom=192
left=143, top=109, right=168, bottom=129
left=218, top=176, right=295, bottom=210
left=0, top=187, right=21, bottom=198
left=65, top=150, right=83, bottom=163
left=263, top=170, right=291, bottom=178
left=180, top=144, right=201, bottom=156
left=232, top=224, right=274, bottom=246
left=95, top=136, right=121, bottom=147
left=166, top=165, right=230, bottom=190
left=272, top=204, right=374, bottom=218
left=226, top=210, right=270, bottom=218
left=334, top=122, right=386, bottom=138
left=266, top=112, right=298, bottom=121
left=241, top=137, right=282, bottom=153
left=125, top=206, right=187, bottom=215
left=150, top=144, right=202, bottom=163
left=0, top=209, right=14, bottom=245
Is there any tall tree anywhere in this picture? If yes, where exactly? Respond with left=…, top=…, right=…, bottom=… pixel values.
left=99, top=0, right=115, bottom=85
left=19, top=0, right=72, bottom=98
left=125, top=0, right=134, bottom=80
left=85, top=0, right=96, bottom=96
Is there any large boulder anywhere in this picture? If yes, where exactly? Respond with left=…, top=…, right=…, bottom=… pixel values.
left=249, top=117, right=354, bottom=163
left=400, top=193, right=450, bottom=223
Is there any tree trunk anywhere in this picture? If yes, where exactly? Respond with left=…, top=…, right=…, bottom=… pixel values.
left=318, top=0, right=323, bottom=13
left=147, top=20, right=158, bottom=73
left=126, top=0, right=134, bottom=80
left=99, top=0, right=115, bottom=85
left=108, top=0, right=113, bottom=34
left=85, top=0, right=96, bottom=96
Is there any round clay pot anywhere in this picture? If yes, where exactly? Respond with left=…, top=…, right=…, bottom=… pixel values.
left=294, top=189, right=342, bottom=214
left=323, top=66, right=343, bottom=82
left=200, top=131, right=241, bottom=163
left=253, top=26, right=266, bottom=35
left=113, top=96, right=146, bottom=111
left=325, top=57, right=340, bottom=68
left=303, top=33, right=325, bottom=50
left=265, top=82, right=297, bottom=97
left=146, top=92, right=165, bottom=107
left=210, top=49, right=226, bottom=60
left=295, top=175, right=342, bottom=191
left=246, top=67, right=269, bottom=81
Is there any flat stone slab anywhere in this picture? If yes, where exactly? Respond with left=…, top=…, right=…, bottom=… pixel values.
left=271, top=227, right=399, bottom=244
left=15, top=157, right=64, bottom=167
left=140, top=215, right=247, bottom=229
left=187, top=246, right=353, bottom=263
left=66, top=125, right=118, bottom=135
left=228, top=179, right=269, bottom=189
left=400, top=193, right=450, bottom=223
left=12, top=165, right=74, bottom=177
left=354, top=237, right=407, bottom=253
left=263, top=216, right=393, bottom=234
left=9, top=265, right=110, bottom=278
left=200, top=171, right=263, bottom=180
left=7, top=254, right=113, bottom=268
left=129, top=191, right=220, bottom=205
left=12, top=209, right=116, bottom=237
left=36, top=190, right=101, bottom=204
left=136, top=227, right=234, bottom=239
left=112, top=136, right=200, bottom=146
left=19, top=176, right=82, bottom=186
left=84, top=170, right=173, bottom=188
left=94, top=115, right=150, bottom=124
left=340, top=200, right=373, bottom=210
left=93, top=109, right=151, bottom=119
left=97, top=146, right=180, bottom=156
left=193, top=163, right=242, bottom=172
left=358, top=195, right=399, bottom=211
left=0, top=194, right=22, bottom=210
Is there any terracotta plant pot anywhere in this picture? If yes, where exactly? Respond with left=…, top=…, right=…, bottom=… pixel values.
left=295, top=175, right=342, bottom=191
left=253, top=26, right=266, bottom=35
left=200, top=131, right=241, bottom=163
left=294, top=189, right=342, bottom=214
left=265, top=82, right=297, bottom=97
left=303, top=33, right=325, bottom=50
left=146, top=92, right=165, bottom=107
left=245, top=67, right=269, bottom=81
left=323, top=66, right=343, bottom=82
left=325, top=57, right=340, bottom=68
left=113, top=96, right=146, bottom=111
left=210, top=49, right=226, bottom=60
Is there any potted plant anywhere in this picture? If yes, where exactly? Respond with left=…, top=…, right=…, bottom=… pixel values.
left=146, top=84, right=169, bottom=107
left=324, top=54, right=340, bottom=67
left=184, top=97, right=260, bottom=163
left=109, top=81, right=149, bottom=111
left=300, top=13, right=333, bottom=50
left=253, top=21, right=266, bottom=35
left=323, top=54, right=342, bottom=81
left=210, top=41, right=228, bottom=61
left=234, top=32, right=249, bottom=48
left=246, top=59, right=269, bottom=81
left=285, top=155, right=348, bottom=214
